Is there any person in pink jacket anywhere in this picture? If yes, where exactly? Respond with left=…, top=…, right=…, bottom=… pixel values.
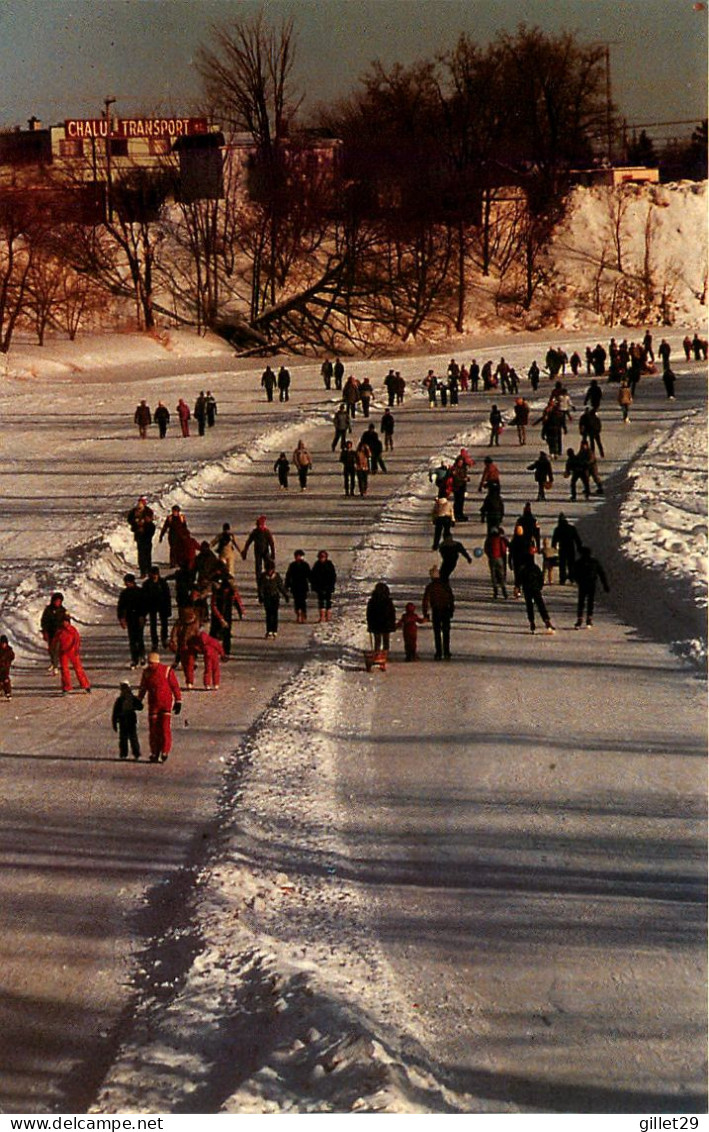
left=137, top=652, right=182, bottom=763
left=197, top=630, right=225, bottom=690
left=54, top=616, right=91, bottom=694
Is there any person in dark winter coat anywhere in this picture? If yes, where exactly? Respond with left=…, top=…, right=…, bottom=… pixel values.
left=134, top=399, right=151, bottom=438
left=584, top=379, right=603, bottom=410
left=137, top=652, right=181, bottom=763
left=142, top=566, right=172, bottom=650
left=311, top=550, right=336, bottom=620
left=361, top=424, right=386, bottom=473
left=0, top=634, right=15, bottom=699
left=366, top=582, right=397, bottom=654
left=574, top=545, right=610, bottom=628
left=159, top=505, right=194, bottom=569
left=258, top=562, right=289, bottom=638
left=242, top=516, right=276, bottom=585
left=40, top=591, right=66, bottom=671
left=438, top=532, right=472, bottom=583
left=527, top=451, right=553, bottom=501
left=422, top=566, right=455, bottom=660
left=209, top=575, right=244, bottom=654
left=118, top=573, right=147, bottom=668
left=274, top=452, right=290, bottom=490
left=551, top=513, right=583, bottom=585
left=489, top=404, right=503, bottom=446
left=563, top=447, right=590, bottom=501
left=340, top=440, right=357, bottom=496
left=396, top=602, right=425, bottom=661
left=111, top=680, right=144, bottom=759
left=277, top=365, right=291, bottom=401
left=194, top=391, right=207, bottom=436
left=518, top=545, right=555, bottom=634
left=515, top=502, right=541, bottom=549
left=193, top=541, right=224, bottom=596
left=480, top=482, right=505, bottom=533
left=208, top=575, right=244, bottom=656
left=380, top=408, right=395, bottom=449
left=261, top=365, right=276, bottom=402
left=127, top=496, right=156, bottom=577
left=206, top=391, right=217, bottom=427
left=285, top=550, right=312, bottom=623
left=154, top=401, right=170, bottom=438
left=579, top=407, right=604, bottom=457
left=662, top=365, right=677, bottom=400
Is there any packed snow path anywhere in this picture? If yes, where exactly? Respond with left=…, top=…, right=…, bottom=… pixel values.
left=0, top=332, right=705, bottom=1114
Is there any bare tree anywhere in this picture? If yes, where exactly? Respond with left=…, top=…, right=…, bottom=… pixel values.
left=0, top=184, right=47, bottom=352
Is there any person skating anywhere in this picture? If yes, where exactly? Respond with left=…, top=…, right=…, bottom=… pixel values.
left=359, top=377, right=374, bottom=417
left=396, top=602, right=425, bottom=661
left=563, top=447, right=590, bottom=501
left=617, top=381, right=633, bottom=423
left=205, top=391, right=217, bottom=427
left=331, top=404, right=351, bottom=451
left=488, top=404, right=503, bottom=446
left=662, top=364, right=677, bottom=400
left=168, top=606, right=201, bottom=688
left=111, top=680, right=144, bottom=759
left=340, top=440, right=357, bottom=497
left=438, top=532, right=472, bottom=584
left=450, top=454, right=469, bottom=521
left=480, top=481, right=505, bottom=534
left=380, top=407, right=395, bottom=450
left=274, top=452, right=290, bottom=490
left=513, top=397, right=530, bottom=445
left=355, top=440, right=371, bottom=496
left=366, top=582, right=397, bottom=655
left=209, top=575, right=244, bottom=655
left=127, top=496, right=156, bottom=577
left=333, top=357, right=344, bottom=390
left=515, top=501, right=541, bottom=550
left=551, top=513, right=583, bottom=585
left=431, top=493, right=455, bottom=551
left=196, top=630, right=226, bottom=690
left=0, top=634, right=15, bottom=699
left=142, top=566, right=172, bottom=650
left=242, top=515, right=276, bottom=587
left=154, top=401, right=170, bottom=438
left=518, top=544, right=555, bottom=634
left=311, top=550, right=336, bottom=621
left=176, top=398, right=191, bottom=437
left=117, top=573, right=147, bottom=669
left=528, top=450, right=553, bottom=502
left=40, top=591, right=66, bottom=673
left=159, top=505, right=195, bottom=570
left=574, top=545, right=610, bottom=629
left=285, top=550, right=312, bottom=623
left=54, top=615, right=92, bottom=693
left=137, top=652, right=181, bottom=763
left=422, top=566, right=455, bottom=661
left=292, top=440, right=312, bottom=490
left=210, top=522, right=242, bottom=579
left=134, top=399, right=151, bottom=439
left=361, top=423, right=386, bottom=473
left=261, top=365, right=276, bottom=402
left=483, top=526, right=509, bottom=600
left=194, top=391, right=207, bottom=436
left=477, top=456, right=499, bottom=494
left=258, top=561, right=289, bottom=638
left=277, top=365, right=291, bottom=402
left=321, top=358, right=333, bottom=390
left=579, top=406, right=605, bottom=458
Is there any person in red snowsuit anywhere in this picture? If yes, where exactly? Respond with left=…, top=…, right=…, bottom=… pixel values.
left=137, top=652, right=182, bottom=763
left=197, top=630, right=225, bottom=690
left=54, top=616, right=91, bottom=693
left=176, top=398, right=191, bottom=437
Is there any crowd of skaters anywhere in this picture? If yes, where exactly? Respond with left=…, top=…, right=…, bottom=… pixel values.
left=133, top=390, right=218, bottom=438
left=5, top=329, right=702, bottom=753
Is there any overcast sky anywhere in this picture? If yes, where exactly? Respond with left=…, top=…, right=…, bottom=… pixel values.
left=1, top=0, right=706, bottom=142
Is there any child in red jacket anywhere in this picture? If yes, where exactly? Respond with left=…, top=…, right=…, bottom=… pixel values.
left=197, top=630, right=226, bottom=690
left=396, top=602, right=425, bottom=662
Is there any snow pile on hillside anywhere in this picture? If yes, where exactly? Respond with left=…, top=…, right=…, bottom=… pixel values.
left=549, top=181, right=708, bottom=330
left=619, top=404, right=708, bottom=664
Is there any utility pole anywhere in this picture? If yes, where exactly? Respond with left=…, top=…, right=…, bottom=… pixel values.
left=103, top=96, right=116, bottom=221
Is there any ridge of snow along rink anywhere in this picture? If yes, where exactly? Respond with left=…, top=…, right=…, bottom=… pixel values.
left=92, top=422, right=497, bottom=1116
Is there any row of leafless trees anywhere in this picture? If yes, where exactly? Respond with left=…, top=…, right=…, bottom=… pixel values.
left=0, top=15, right=658, bottom=353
